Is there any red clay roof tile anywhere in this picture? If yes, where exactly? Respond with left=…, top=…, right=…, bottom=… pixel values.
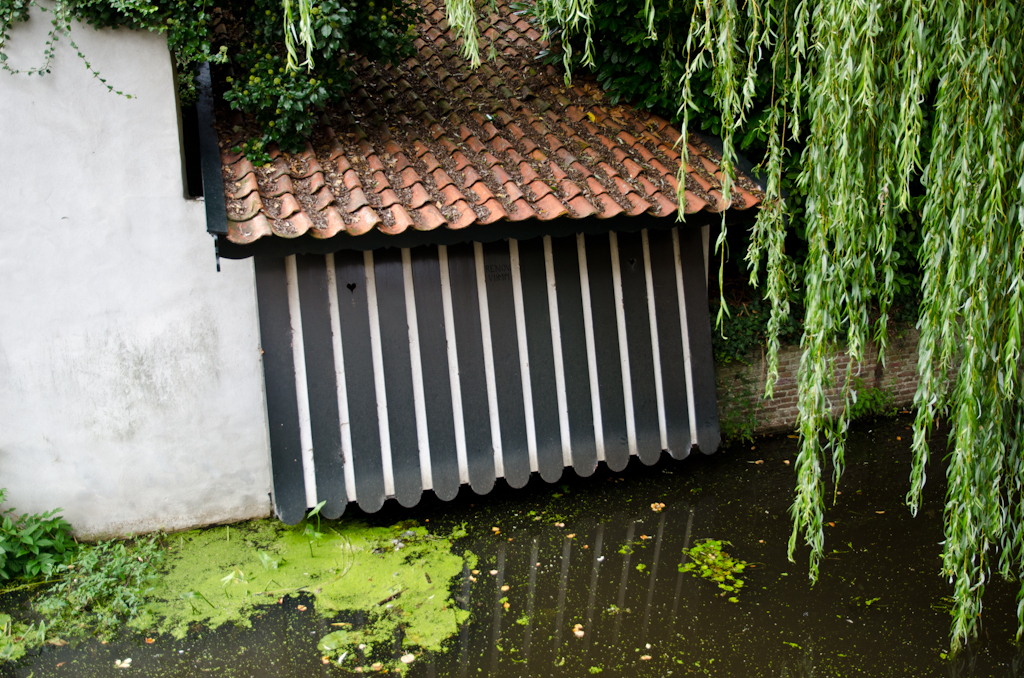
left=568, top=196, right=598, bottom=219
left=219, top=0, right=762, bottom=245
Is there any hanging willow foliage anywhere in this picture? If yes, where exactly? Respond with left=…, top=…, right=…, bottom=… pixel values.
left=445, top=0, right=1024, bottom=651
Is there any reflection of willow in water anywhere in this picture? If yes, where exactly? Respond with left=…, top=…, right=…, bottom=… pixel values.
left=412, top=496, right=1024, bottom=678
left=422, top=500, right=724, bottom=677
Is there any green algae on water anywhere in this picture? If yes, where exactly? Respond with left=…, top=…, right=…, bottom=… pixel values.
left=678, top=538, right=747, bottom=599
left=136, top=518, right=471, bottom=665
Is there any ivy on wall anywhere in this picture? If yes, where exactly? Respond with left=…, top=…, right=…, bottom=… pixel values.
left=0, top=0, right=418, bottom=156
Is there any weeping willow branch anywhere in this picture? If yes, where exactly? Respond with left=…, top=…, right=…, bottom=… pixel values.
left=473, top=0, right=1023, bottom=653
left=282, top=0, right=315, bottom=71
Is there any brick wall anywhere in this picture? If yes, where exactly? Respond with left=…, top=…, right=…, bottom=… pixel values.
left=715, top=328, right=922, bottom=437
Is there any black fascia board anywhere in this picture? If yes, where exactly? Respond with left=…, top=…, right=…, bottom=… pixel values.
left=196, top=62, right=229, bottom=235
left=215, top=210, right=734, bottom=260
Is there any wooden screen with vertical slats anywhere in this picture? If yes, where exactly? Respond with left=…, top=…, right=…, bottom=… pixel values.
left=253, top=226, right=718, bottom=524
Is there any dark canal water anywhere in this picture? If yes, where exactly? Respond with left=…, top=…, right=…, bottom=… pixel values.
left=6, top=414, right=1023, bottom=677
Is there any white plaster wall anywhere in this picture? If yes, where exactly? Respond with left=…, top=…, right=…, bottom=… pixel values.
left=0, top=7, right=273, bottom=538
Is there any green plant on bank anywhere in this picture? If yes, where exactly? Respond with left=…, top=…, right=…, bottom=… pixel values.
left=847, top=378, right=896, bottom=421
left=678, top=538, right=746, bottom=603
left=0, top=489, right=76, bottom=581
left=301, top=499, right=326, bottom=557
left=717, top=371, right=763, bottom=445
left=33, top=535, right=163, bottom=638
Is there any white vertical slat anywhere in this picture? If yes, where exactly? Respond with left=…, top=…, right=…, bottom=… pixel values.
left=509, top=239, right=540, bottom=474
left=402, top=248, right=433, bottom=492
left=474, top=241, right=504, bottom=479
left=672, top=227, right=700, bottom=446
left=284, top=255, right=318, bottom=508
left=543, top=235, right=573, bottom=467
left=363, top=250, right=396, bottom=498
left=325, top=253, right=357, bottom=503
left=641, top=229, right=669, bottom=450
left=609, top=231, right=638, bottom=455
left=438, top=245, right=471, bottom=485
left=576, top=233, right=605, bottom=462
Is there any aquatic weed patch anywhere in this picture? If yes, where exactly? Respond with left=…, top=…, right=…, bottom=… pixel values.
left=0, top=613, right=47, bottom=662
left=140, top=518, right=470, bottom=671
left=679, top=539, right=748, bottom=601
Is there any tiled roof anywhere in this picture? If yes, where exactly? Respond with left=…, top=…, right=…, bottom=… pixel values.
left=217, top=0, right=763, bottom=245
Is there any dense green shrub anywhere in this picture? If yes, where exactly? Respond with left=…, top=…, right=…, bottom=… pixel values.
left=222, top=0, right=420, bottom=158
left=0, top=489, right=76, bottom=581
left=525, top=0, right=774, bottom=155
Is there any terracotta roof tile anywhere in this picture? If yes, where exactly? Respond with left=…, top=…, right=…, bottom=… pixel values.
left=418, top=203, right=447, bottom=230
left=568, top=196, right=598, bottom=219
left=592, top=194, right=624, bottom=219
left=218, top=0, right=762, bottom=245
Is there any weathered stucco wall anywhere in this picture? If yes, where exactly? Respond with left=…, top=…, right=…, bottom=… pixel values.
left=0, top=8, right=272, bottom=537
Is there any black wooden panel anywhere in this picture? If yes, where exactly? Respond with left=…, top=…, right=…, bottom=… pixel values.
left=195, top=63, right=227, bottom=233
left=551, top=235, right=598, bottom=476
left=373, top=248, right=423, bottom=508
left=584, top=234, right=629, bottom=472
left=517, top=237, right=563, bottom=483
left=295, top=255, right=347, bottom=519
left=615, top=231, right=662, bottom=465
left=334, top=249, right=387, bottom=512
left=647, top=229, right=692, bottom=460
left=677, top=227, right=721, bottom=453
left=446, top=242, right=496, bottom=494
left=254, top=257, right=306, bottom=524
left=410, top=246, right=461, bottom=501
left=482, top=241, right=531, bottom=489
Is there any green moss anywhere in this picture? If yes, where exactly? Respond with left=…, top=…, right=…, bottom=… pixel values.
left=135, top=518, right=470, bottom=669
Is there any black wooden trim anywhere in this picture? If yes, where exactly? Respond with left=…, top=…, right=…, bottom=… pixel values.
left=446, top=242, right=496, bottom=495
left=334, top=250, right=388, bottom=511
left=516, top=237, right=563, bottom=483
left=295, top=254, right=347, bottom=518
left=647, top=229, right=692, bottom=460
left=217, top=211, right=726, bottom=259
left=253, top=257, right=306, bottom=524
left=373, top=248, right=423, bottom=508
left=584, top=233, right=629, bottom=472
left=677, top=226, right=721, bottom=453
left=196, top=62, right=228, bottom=235
left=615, top=231, right=662, bottom=465
left=551, top=235, right=598, bottom=476
left=410, top=246, right=460, bottom=501
left=482, top=241, right=531, bottom=489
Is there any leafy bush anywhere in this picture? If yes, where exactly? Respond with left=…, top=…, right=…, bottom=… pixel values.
left=847, top=377, right=896, bottom=421
left=35, top=536, right=163, bottom=637
left=222, top=0, right=421, bottom=158
left=525, top=0, right=775, bottom=155
left=2, top=0, right=420, bottom=156
left=0, top=489, right=76, bottom=581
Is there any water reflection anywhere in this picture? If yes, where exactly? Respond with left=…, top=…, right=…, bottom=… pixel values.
left=417, top=478, right=1020, bottom=678
left=427, top=500, right=717, bottom=677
